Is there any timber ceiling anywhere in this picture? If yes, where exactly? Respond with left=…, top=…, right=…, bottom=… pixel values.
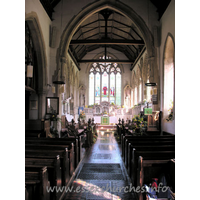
left=69, top=9, right=144, bottom=63
left=39, top=0, right=171, bottom=65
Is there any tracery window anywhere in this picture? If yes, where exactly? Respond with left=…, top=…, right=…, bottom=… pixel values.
left=89, top=57, right=121, bottom=105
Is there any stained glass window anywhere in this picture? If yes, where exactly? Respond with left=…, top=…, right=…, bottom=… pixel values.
left=110, top=73, right=115, bottom=97
left=102, top=72, right=108, bottom=97
left=116, top=73, right=121, bottom=105
left=95, top=73, right=100, bottom=97
left=89, top=56, right=121, bottom=105
left=89, top=73, right=94, bottom=105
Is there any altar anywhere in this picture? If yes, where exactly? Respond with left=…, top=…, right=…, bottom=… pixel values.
left=93, top=116, right=118, bottom=124
left=83, top=101, right=132, bottom=124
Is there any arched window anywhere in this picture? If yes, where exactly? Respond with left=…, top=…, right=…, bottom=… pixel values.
left=163, top=35, right=175, bottom=120
left=89, top=57, right=121, bottom=105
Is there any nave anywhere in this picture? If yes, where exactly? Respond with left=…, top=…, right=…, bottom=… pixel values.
left=25, top=120, right=175, bottom=200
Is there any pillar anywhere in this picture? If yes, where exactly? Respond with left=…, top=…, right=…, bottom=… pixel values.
left=37, top=88, right=47, bottom=119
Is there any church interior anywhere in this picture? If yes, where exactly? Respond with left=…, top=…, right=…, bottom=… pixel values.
left=24, top=0, right=179, bottom=199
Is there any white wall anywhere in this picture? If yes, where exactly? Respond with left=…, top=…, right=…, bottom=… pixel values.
left=159, top=0, right=175, bottom=134
left=26, top=0, right=52, bottom=119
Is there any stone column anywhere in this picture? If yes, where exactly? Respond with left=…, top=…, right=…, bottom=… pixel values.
left=37, top=88, right=47, bottom=120
left=148, top=56, right=160, bottom=111
left=147, top=57, right=153, bottom=83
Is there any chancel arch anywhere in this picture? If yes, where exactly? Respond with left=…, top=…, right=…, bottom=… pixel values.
left=56, top=0, right=155, bottom=78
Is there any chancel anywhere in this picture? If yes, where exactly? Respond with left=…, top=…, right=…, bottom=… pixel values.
left=25, top=0, right=175, bottom=199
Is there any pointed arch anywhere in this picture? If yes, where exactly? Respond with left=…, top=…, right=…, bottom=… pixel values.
left=86, top=51, right=124, bottom=74
left=25, top=12, right=47, bottom=91
left=163, top=33, right=175, bottom=120
left=57, top=0, right=154, bottom=64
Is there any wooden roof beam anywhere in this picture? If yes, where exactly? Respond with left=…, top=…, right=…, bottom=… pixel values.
left=70, top=39, right=144, bottom=45
left=77, top=59, right=134, bottom=64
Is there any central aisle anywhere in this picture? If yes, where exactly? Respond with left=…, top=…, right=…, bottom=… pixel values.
left=64, top=127, right=137, bottom=200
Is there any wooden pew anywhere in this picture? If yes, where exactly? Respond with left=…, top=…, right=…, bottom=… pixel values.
left=25, top=119, right=50, bottom=137
left=43, top=132, right=86, bottom=162
left=25, top=143, right=74, bottom=173
left=25, top=138, right=79, bottom=167
left=25, top=148, right=71, bottom=186
left=25, top=155, right=61, bottom=200
left=122, top=135, right=175, bottom=161
left=25, top=130, right=42, bottom=138
left=123, top=136, right=175, bottom=170
left=126, top=144, right=175, bottom=169
left=131, top=149, right=175, bottom=187
left=62, top=129, right=86, bottom=162
left=125, top=136, right=175, bottom=168
left=25, top=166, right=50, bottom=200
left=137, top=157, right=175, bottom=200
left=127, top=141, right=175, bottom=177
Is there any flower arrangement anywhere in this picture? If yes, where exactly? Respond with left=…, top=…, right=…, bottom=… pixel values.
left=79, top=111, right=86, bottom=119
left=131, top=115, right=148, bottom=134
left=166, top=101, right=174, bottom=121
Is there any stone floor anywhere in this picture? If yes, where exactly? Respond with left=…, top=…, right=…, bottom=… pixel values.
left=63, top=126, right=137, bottom=200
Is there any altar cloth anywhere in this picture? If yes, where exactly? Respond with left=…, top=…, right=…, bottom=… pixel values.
left=94, top=116, right=117, bottom=124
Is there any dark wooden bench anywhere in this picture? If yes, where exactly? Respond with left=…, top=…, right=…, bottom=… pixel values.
left=40, top=135, right=85, bottom=164
left=127, top=141, right=175, bottom=177
left=25, top=130, right=43, bottom=138
left=137, top=158, right=175, bottom=200
left=125, top=137, right=175, bottom=168
left=62, top=129, right=86, bottom=162
left=126, top=144, right=175, bottom=169
left=25, top=155, right=61, bottom=200
left=122, top=135, right=175, bottom=160
left=25, top=119, right=50, bottom=138
left=25, top=166, right=50, bottom=200
left=25, top=147, right=71, bottom=186
left=131, top=150, right=175, bottom=186
left=124, top=136, right=175, bottom=170
left=25, top=138, right=79, bottom=167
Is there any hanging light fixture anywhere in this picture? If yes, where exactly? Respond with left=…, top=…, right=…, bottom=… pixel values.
left=145, top=82, right=157, bottom=86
